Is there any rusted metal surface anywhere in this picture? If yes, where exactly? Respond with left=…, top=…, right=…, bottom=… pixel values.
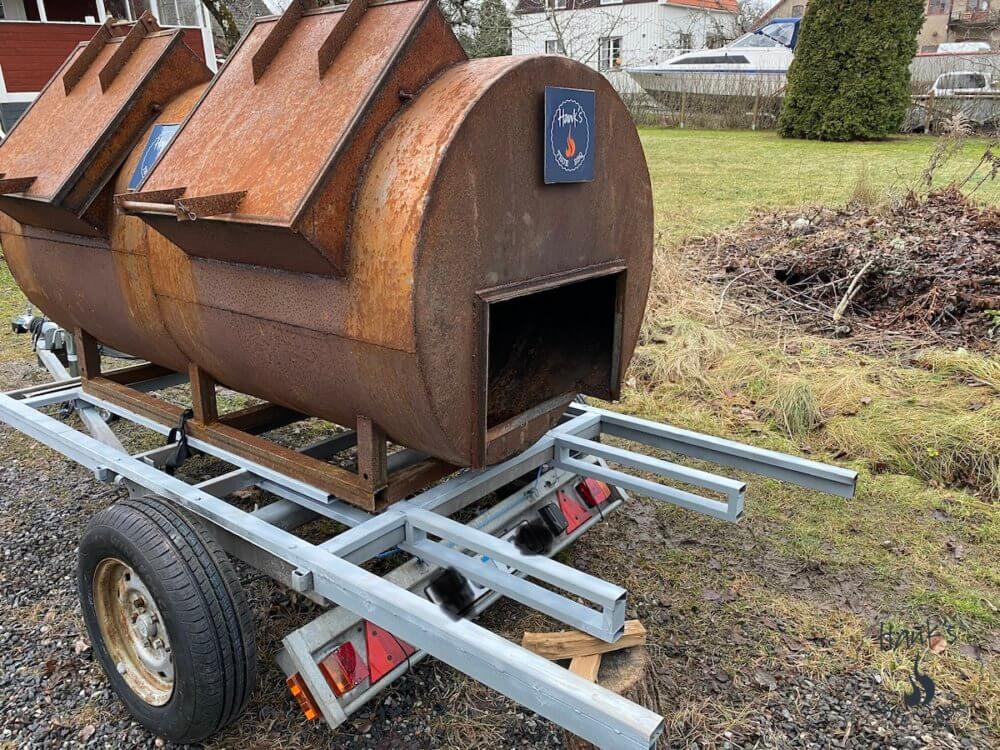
left=92, top=558, right=174, bottom=706
left=137, top=0, right=463, bottom=275
left=62, top=18, right=115, bottom=94
left=98, top=12, right=161, bottom=94
left=251, top=0, right=316, bottom=84
left=0, top=0, right=654, bottom=476
left=0, top=30, right=206, bottom=206
left=175, top=190, right=246, bottom=221
left=317, top=0, right=369, bottom=77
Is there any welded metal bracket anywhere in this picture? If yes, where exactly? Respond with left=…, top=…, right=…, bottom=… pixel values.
left=0, top=176, right=37, bottom=195
left=317, top=0, right=369, bottom=77
left=62, top=18, right=116, bottom=94
left=99, top=11, right=161, bottom=93
left=252, top=0, right=318, bottom=83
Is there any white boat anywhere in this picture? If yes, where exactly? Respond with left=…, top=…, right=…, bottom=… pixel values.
left=627, top=18, right=800, bottom=102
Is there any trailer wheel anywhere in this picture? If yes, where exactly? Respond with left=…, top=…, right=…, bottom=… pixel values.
left=78, top=497, right=257, bottom=743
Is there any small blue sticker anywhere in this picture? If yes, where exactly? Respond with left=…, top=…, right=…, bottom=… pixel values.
left=544, top=87, right=595, bottom=184
left=128, top=123, right=180, bottom=191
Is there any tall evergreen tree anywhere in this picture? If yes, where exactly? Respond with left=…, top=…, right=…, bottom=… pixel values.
left=778, top=0, right=925, bottom=141
left=468, top=0, right=512, bottom=58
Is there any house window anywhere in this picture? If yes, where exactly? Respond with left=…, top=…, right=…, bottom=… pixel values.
left=791, top=4, right=805, bottom=15
left=706, top=33, right=727, bottom=49
left=0, top=0, right=5, bottom=21
left=599, top=36, right=622, bottom=70
left=677, top=32, right=693, bottom=49
left=546, top=0, right=568, bottom=9
left=926, top=0, right=948, bottom=13
left=545, top=39, right=565, bottom=54
left=157, top=0, right=201, bottom=26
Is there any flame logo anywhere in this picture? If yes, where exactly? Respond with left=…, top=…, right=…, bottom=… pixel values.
left=565, top=130, right=577, bottom=159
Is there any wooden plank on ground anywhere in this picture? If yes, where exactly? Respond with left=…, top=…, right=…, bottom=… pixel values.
left=568, top=653, right=602, bottom=682
left=521, top=620, right=647, bottom=660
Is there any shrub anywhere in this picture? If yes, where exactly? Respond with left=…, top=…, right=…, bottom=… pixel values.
left=778, top=0, right=925, bottom=141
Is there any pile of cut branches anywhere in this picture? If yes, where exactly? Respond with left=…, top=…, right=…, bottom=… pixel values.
left=693, top=188, right=999, bottom=349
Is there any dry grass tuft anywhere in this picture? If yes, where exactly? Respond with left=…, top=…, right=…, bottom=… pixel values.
left=826, top=399, right=1000, bottom=501
left=847, top=165, right=883, bottom=209
left=631, top=318, right=732, bottom=386
left=915, top=348, right=1000, bottom=392
left=768, top=378, right=822, bottom=437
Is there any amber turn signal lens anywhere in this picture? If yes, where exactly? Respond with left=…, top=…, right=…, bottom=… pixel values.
left=286, top=673, right=320, bottom=721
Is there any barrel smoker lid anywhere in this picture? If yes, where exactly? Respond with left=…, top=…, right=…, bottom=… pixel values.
left=136, top=0, right=430, bottom=229
left=0, top=16, right=209, bottom=212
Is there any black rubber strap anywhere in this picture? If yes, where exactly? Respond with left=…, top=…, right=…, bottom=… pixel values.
left=164, top=408, right=195, bottom=475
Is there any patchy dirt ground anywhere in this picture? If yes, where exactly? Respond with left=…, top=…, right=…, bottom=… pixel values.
left=691, top=188, right=1000, bottom=350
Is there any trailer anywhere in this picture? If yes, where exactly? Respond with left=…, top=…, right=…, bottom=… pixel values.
left=0, top=316, right=858, bottom=748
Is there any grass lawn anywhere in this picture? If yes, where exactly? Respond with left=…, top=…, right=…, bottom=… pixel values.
left=640, top=128, right=1000, bottom=242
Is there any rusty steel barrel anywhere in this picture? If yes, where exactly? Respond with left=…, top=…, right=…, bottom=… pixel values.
left=0, top=0, right=653, bottom=469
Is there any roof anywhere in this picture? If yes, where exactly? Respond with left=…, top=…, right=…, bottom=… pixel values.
left=667, top=0, right=740, bottom=11
left=515, top=0, right=738, bottom=13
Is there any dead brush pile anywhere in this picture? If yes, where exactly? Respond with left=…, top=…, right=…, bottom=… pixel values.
left=692, top=187, right=1000, bottom=349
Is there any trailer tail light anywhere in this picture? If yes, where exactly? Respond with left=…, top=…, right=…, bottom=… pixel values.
left=318, top=641, right=368, bottom=696
left=286, top=673, right=320, bottom=721
left=577, top=478, right=611, bottom=507
left=365, top=621, right=416, bottom=684
left=557, top=490, right=591, bottom=534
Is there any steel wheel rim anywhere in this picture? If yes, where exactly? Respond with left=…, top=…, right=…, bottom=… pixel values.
left=93, top=558, right=174, bottom=706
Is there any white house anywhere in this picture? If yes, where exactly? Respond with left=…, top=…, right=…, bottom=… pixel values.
left=511, top=0, right=741, bottom=94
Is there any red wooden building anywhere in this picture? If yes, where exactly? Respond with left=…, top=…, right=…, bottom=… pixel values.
left=0, top=0, right=215, bottom=134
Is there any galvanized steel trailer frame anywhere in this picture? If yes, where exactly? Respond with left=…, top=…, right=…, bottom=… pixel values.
left=0, top=357, right=856, bottom=749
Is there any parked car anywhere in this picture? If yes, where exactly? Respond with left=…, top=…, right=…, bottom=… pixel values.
left=930, top=71, right=995, bottom=96
left=905, top=71, right=1000, bottom=132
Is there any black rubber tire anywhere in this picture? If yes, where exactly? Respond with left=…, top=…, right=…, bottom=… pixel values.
left=78, top=497, right=257, bottom=744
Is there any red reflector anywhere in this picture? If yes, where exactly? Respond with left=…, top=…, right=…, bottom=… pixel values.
left=365, top=621, right=416, bottom=684
left=286, top=673, right=320, bottom=721
left=577, top=478, right=612, bottom=507
left=557, top=490, right=591, bottom=534
left=318, top=641, right=368, bottom=696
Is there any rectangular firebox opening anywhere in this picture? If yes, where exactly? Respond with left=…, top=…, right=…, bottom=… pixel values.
left=484, top=269, right=623, bottom=430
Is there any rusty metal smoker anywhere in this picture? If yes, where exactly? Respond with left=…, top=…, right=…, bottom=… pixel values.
left=0, top=0, right=653, bottom=510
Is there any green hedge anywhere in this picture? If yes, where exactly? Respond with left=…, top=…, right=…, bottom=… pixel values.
left=778, top=0, right=925, bottom=141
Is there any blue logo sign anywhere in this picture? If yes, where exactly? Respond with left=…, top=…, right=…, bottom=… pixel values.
left=544, top=87, right=595, bottom=184
left=128, top=123, right=180, bottom=191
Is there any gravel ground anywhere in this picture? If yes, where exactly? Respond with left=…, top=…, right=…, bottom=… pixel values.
left=0, top=359, right=996, bottom=750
